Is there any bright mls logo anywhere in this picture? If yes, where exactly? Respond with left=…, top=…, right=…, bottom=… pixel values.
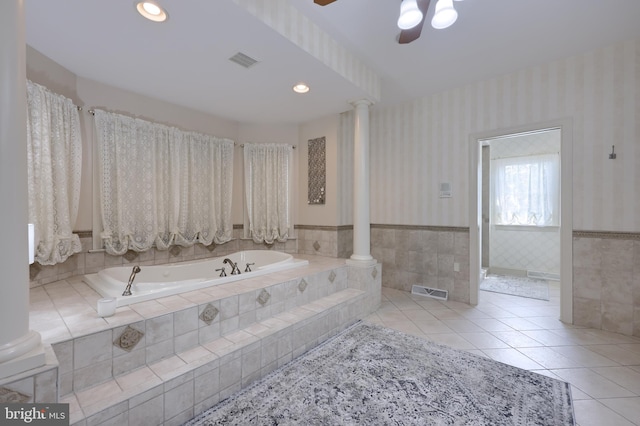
left=1, top=403, right=69, bottom=425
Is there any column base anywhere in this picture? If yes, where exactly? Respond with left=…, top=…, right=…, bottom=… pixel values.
left=346, top=256, right=377, bottom=268
left=0, top=331, right=45, bottom=380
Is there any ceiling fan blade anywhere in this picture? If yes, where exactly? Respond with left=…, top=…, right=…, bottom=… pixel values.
left=398, top=0, right=431, bottom=44
left=314, top=0, right=337, bottom=5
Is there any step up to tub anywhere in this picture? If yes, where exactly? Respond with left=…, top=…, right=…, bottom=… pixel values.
left=61, top=288, right=368, bottom=426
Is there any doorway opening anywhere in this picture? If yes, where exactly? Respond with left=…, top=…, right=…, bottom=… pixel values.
left=469, top=120, right=573, bottom=323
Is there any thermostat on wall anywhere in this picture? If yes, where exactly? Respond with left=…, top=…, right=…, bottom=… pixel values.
left=439, top=182, right=452, bottom=198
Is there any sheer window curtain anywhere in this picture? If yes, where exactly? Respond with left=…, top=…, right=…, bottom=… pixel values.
left=491, top=153, right=560, bottom=226
left=26, top=81, right=82, bottom=265
left=94, top=110, right=234, bottom=255
left=244, top=143, right=292, bottom=244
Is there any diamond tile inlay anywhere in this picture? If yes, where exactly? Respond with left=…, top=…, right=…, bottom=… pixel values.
left=0, top=387, right=31, bottom=403
left=114, top=326, right=144, bottom=352
left=328, top=270, right=336, bottom=283
left=199, top=304, right=219, bottom=325
left=298, top=279, right=308, bottom=293
left=313, top=241, right=321, bottom=251
left=123, top=250, right=139, bottom=262
left=206, top=243, right=216, bottom=252
left=371, top=267, right=378, bottom=279
left=170, top=246, right=182, bottom=257
left=257, top=289, right=271, bottom=306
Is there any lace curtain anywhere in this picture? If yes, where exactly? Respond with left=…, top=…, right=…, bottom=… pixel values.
left=94, top=110, right=234, bottom=255
left=492, top=153, right=560, bottom=226
left=244, top=143, right=292, bottom=244
left=26, top=81, right=83, bottom=265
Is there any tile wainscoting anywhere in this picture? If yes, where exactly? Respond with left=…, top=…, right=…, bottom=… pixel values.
left=295, top=225, right=353, bottom=259
left=371, top=225, right=471, bottom=304
left=573, top=231, right=640, bottom=337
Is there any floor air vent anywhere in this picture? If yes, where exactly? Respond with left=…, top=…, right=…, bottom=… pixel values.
left=411, top=285, right=448, bottom=301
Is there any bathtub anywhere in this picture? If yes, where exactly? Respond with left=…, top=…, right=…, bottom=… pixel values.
left=83, top=250, right=309, bottom=307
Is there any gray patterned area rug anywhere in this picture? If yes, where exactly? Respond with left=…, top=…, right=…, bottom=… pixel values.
left=184, top=322, right=574, bottom=426
left=480, top=274, right=550, bottom=301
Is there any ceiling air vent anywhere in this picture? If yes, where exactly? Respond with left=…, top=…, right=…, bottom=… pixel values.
left=229, top=52, right=258, bottom=68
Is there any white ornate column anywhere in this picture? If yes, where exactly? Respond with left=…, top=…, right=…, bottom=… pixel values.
left=347, top=99, right=376, bottom=268
left=0, top=0, right=45, bottom=379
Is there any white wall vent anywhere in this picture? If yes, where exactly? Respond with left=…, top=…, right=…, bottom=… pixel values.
left=411, top=285, right=448, bottom=301
left=229, top=52, right=259, bottom=68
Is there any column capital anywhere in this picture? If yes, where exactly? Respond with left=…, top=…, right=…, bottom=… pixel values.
left=349, top=98, right=374, bottom=109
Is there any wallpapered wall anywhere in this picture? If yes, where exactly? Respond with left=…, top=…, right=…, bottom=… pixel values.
left=362, top=39, right=639, bottom=233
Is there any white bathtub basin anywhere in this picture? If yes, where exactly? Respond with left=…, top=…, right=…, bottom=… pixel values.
left=83, top=250, right=309, bottom=307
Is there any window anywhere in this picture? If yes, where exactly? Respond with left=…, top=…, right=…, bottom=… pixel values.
left=491, top=153, right=559, bottom=226
left=243, top=143, right=293, bottom=243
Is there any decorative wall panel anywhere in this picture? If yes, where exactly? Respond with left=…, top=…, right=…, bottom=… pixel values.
left=308, top=137, right=326, bottom=204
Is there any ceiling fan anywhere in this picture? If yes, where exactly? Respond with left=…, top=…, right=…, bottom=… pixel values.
left=313, top=0, right=460, bottom=45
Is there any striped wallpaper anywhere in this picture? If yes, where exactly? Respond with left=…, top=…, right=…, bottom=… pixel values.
left=353, top=38, right=640, bottom=232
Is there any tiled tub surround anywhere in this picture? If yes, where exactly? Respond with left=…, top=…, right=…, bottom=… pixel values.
left=29, top=230, right=298, bottom=289
left=27, top=255, right=381, bottom=426
left=573, top=231, right=640, bottom=337
left=296, top=225, right=353, bottom=259
left=371, top=225, right=471, bottom=304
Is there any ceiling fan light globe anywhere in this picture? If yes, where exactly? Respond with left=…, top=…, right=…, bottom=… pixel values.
left=431, top=0, right=458, bottom=29
left=397, top=0, right=423, bottom=30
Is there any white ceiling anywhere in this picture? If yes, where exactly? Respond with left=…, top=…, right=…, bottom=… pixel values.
left=25, top=0, right=640, bottom=124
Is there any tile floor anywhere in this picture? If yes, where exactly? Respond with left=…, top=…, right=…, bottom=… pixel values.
left=364, top=284, right=640, bottom=426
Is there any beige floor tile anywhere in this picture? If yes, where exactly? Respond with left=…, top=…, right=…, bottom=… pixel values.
left=424, top=333, right=475, bottom=350
left=414, top=320, right=453, bottom=334
left=481, top=348, right=544, bottom=370
left=550, top=368, right=636, bottom=399
left=441, top=319, right=484, bottom=333
left=590, top=366, right=640, bottom=394
left=489, top=331, right=544, bottom=348
left=585, top=344, right=640, bottom=366
left=517, top=346, right=585, bottom=369
left=573, top=399, right=635, bottom=426
left=598, top=397, right=640, bottom=425
left=458, top=332, right=511, bottom=349
left=547, top=345, right=620, bottom=368
left=469, top=318, right=514, bottom=332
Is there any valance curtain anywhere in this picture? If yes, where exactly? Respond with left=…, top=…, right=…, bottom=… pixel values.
left=244, top=143, right=292, bottom=244
left=26, top=81, right=83, bottom=265
left=94, top=110, right=234, bottom=255
left=492, top=153, right=560, bottom=226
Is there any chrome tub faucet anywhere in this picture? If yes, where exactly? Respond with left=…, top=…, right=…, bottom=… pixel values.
left=223, top=258, right=241, bottom=275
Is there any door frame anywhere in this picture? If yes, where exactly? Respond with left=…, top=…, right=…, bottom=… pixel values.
left=468, top=119, right=573, bottom=323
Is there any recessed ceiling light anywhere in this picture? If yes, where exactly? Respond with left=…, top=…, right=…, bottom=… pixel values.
left=136, top=1, right=168, bottom=22
left=293, top=83, right=310, bottom=94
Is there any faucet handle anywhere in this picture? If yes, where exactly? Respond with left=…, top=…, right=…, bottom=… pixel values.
left=215, top=267, right=227, bottom=277
left=245, top=263, right=255, bottom=272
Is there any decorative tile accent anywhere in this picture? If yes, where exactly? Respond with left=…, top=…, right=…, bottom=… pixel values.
left=372, top=268, right=378, bottom=279
left=298, top=279, right=308, bottom=293
left=199, top=304, right=219, bottom=325
left=170, top=246, right=182, bottom=257
left=328, top=271, right=336, bottom=283
left=123, top=250, right=139, bottom=262
left=313, top=241, right=321, bottom=251
left=308, top=137, right=326, bottom=204
left=0, top=387, right=31, bottom=403
left=206, top=243, right=217, bottom=252
left=114, top=326, right=144, bottom=352
left=257, top=289, right=271, bottom=306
